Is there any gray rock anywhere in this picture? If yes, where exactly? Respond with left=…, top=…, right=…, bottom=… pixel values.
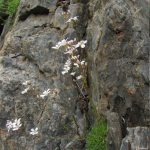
left=107, top=112, right=122, bottom=150
left=0, top=0, right=149, bottom=149
left=120, top=127, right=150, bottom=150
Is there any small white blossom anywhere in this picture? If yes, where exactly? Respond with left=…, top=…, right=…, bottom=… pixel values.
left=58, top=39, right=67, bottom=47
left=6, top=118, right=22, bottom=132
left=76, top=75, right=83, bottom=80
left=72, top=16, right=78, bottom=22
left=21, top=87, right=30, bottom=94
left=74, top=63, right=79, bottom=67
left=22, top=81, right=31, bottom=86
left=40, top=95, right=45, bottom=99
left=66, top=16, right=78, bottom=23
left=75, top=40, right=87, bottom=48
left=80, top=40, right=87, bottom=48
left=66, top=17, right=72, bottom=23
left=64, top=48, right=74, bottom=54
left=30, top=127, right=38, bottom=135
left=70, top=72, right=76, bottom=76
left=12, top=118, right=22, bottom=131
left=71, top=55, right=79, bottom=60
left=52, top=44, right=60, bottom=50
left=62, top=59, right=71, bottom=75
left=74, top=43, right=80, bottom=48
left=81, top=61, right=85, bottom=65
left=40, top=89, right=50, bottom=99
left=6, top=120, right=13, bottom=132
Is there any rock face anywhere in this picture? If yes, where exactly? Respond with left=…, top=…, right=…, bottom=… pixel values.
left=86, top=0, right=149, bottom=148
left=120, top=127, right=150, bottom=150
left=0, top=0, right=149, bottom=149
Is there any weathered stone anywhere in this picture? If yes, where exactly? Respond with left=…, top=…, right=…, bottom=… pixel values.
left=120, top=127, right=150, bottom=150
left=87, top=0, right=149, bottom=127
left=65, top=135, right=84, bottom=150
left=107, top=112, right=122, bottom=150
left=18, top=0, right=56, bottom=20
left=0, top=0, right=149, bottom=149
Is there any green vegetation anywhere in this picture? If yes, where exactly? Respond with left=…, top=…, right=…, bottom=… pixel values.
left=0, top=0, right=20, bottom=23
left=86, top=120, right=107, bottom=150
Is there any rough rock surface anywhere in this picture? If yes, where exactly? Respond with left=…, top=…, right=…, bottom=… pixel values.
left=0, top=0, right=149, bottom=149
left=120, top=127, right=150, bottom=150
left=86, top=0, right=149, bottom=148
left=107, top=112, right=122, bottom=150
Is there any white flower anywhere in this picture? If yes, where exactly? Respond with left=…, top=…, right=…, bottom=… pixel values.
left=6, top=120, right=13, bottom=132
left=74, top=63, right=79, bottom=67
left=70, top=72, right=76, bottom=76
left=52, top=44, right=60, bottom=50
left=30, top=127, right=38, bottom=135
left=67, top=40, right=73, bottom=45
left=80, top=40, right=87, bottom=48
left=81, top=61, right=85, bottom=65
left=12, top=118, right=22, bottom=131
left=66, top=17, right=73, bottom=23
left=43, top=89, right=50, bottom=96
left=71, top=55, right=79, bottom=60
left=40, top=95, right=45, bottom=99
left=66, top=16, right=78, bottom=23
left=40, top=89, right=50, bottom=98
left=58, top=39, right=67, bottom=47
left=76, top=75, right=83, bottom=80
left=21, top=87, right=30, bottom=94
left=62, top=71, right=66, bottom=75
left=74, top=43, right=80, bottom=48
left=22, top=81, right=31, bottom=86
left=6, top=118, right=22, bottom=132
left=62, top=59, right=71, bottom=75
left=72, top=16, right=78, bottom=22
left=64, top=48, right=73, bottom=54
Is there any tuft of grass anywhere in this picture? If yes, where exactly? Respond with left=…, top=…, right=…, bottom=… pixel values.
left=0, top=0, right=20, bottom=23
left=86, top=120, right=107, bottom=150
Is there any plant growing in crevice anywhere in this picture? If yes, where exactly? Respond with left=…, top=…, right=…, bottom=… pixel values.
left=0, top=0, right=20, bottom=24
left=86, top=120, right=107, bottom=150
left=0, top=8, right=108, bottom=150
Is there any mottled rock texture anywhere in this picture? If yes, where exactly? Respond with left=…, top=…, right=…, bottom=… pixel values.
left=120, top=127, right=150, bottom=150
left=0, top=0, right=149, bottom=149
left=87, top=0, right=149, bottom=148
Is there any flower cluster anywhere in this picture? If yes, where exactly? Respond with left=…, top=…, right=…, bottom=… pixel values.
left=6, top=118, right=38, bottom=135
left=6, top=118, right=22, bottom=132
left=6, top=80, right=59, bottom=134
left=21, top=81, right=31, bottom=94
left=52, top=37, right=87, bottom=80
left=5, top=10, right=88, bottom=145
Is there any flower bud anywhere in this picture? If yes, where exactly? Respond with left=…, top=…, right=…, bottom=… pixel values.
left=28, top=81, right=31, bottom=85
left=52, top=96, right=55, bottom=100
left=76, top=59, right=81, bottom=65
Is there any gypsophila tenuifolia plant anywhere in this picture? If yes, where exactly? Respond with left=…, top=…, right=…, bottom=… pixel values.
left=2, top=9, right=107, bottom=149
